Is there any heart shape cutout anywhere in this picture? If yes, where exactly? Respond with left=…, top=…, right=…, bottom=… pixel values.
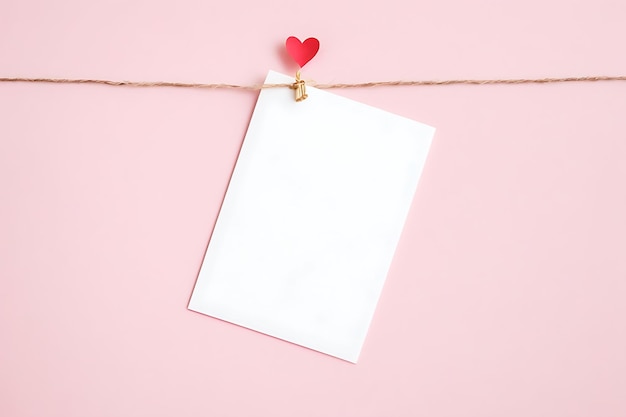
left=285, top=36, right=320, bottom=68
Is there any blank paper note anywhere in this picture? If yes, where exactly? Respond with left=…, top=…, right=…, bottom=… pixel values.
left=188, top=71, right=435, bottom=363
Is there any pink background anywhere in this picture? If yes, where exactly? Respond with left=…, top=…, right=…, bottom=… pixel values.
left=1, top=0, right=625, bottom=416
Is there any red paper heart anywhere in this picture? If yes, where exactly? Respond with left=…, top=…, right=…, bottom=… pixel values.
left=285, top=36, right=320, bottom=68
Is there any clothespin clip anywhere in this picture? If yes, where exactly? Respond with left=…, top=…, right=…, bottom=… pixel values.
left=285, top=36, right=320, bottom=102
left=292, top=70, right=307, bottom=102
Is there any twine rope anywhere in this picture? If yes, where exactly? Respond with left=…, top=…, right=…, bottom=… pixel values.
left=1, top=75, right=625, bottom=90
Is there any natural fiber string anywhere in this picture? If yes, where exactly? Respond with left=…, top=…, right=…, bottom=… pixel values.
left=1, top=75, right=625, bottom=90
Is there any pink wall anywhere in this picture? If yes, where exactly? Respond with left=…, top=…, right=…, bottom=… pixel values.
left=1, top=0, right=625, bottom=416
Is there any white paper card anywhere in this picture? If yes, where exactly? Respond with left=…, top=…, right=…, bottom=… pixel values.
left=189, top=71, right=435, bottom=362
